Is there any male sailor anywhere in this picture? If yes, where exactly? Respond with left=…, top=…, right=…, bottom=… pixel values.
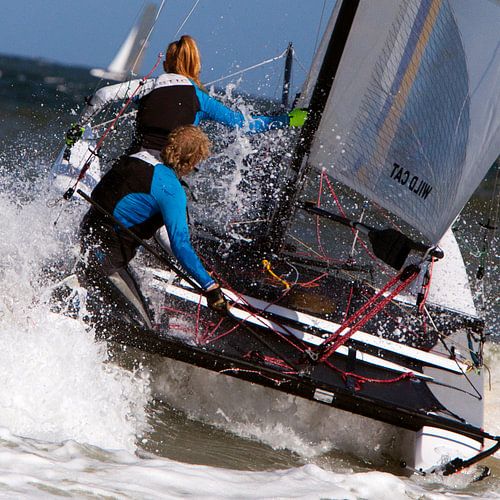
left=78, top=125, right=227, bottom=329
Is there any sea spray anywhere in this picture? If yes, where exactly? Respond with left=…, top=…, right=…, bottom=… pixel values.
left=189, top=83, right=294, bottom=241
left=484, top=342, right=500, bottom=459
left=0, top=187, right=152, bottom=452
left=137, top=353, right=409, bottom=466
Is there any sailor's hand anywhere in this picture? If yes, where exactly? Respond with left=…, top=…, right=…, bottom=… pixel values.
left=65, top=123, right=85, bottom=148
left=288, top=108, right=308, bottom=128
left=204, top=282, right=228, bottom=313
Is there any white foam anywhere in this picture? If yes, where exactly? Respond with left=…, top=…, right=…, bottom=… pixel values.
left=0, top=428, right=421, bottom=499
left=0, top=191, right=151, bottom=452
left=484, top=343, right=500, bottom=458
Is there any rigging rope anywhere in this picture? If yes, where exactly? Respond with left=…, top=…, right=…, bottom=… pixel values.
left=205, top=49, right=289, bottom=87
left=174, top=0, right=201, bottom=37
left=292, top=52, right=312, bottom=76
left=318, top=266, right=420, bottom=362
left=325, top=360, right=414, bottom=392
left=320, top=170, right=387, bottom=271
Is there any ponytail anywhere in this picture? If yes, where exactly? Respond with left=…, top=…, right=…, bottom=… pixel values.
left=165, top=35, right=203, bottom=88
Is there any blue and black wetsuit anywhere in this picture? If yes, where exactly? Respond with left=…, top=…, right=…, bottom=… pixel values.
left=79, top=151, right=214, bottom=327
left=81, top=73, right=290, bottom=154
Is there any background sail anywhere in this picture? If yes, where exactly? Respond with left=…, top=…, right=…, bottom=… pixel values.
left=90, top=3, right=158, bottom=81
left=306, top=0, right=500, bottom=244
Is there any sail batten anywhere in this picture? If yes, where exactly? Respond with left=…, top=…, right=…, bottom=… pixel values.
left=306, top=0, right=499, bottom=244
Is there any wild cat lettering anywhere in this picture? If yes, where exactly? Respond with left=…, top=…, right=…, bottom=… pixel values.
left=390, top=163, right=433, bottom=200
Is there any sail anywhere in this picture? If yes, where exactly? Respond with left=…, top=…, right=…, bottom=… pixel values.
left=90, top=3, right=158, bottom=81
left=296, top=1, right=341, bottom=109
left=306, top=0, right=500, bottom=244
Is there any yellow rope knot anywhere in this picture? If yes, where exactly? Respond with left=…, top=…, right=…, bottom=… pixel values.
left=262, top=259, right=291, bottom=290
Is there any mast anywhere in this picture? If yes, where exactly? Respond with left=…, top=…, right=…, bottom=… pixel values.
left=281, top=42, right=294, bottom=109
left=265, top=0, right=360, bottom=254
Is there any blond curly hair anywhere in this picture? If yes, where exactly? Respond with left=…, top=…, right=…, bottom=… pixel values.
left=161, top=125, right=211, bottom=177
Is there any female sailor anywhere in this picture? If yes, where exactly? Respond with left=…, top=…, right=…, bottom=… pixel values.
left=79, top=125, right=227, bottom=329
left=66, top=35, right=307, bottom=156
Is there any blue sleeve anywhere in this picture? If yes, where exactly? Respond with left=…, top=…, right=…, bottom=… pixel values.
left=194, top=86, right=290, bottom=133
left=151, top=167, right=215, bottom=290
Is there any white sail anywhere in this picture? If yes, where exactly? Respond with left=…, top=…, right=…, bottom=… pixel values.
left=90, top=3, right=158, bottom=81
left=306, top=0, right=500, bottom=244
left=296, top=1, right=340, bottom=109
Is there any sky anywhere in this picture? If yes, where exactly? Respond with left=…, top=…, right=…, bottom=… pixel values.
left=0, top=0, right=337, bottom=97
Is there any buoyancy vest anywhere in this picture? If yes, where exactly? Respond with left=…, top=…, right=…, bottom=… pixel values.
left=135, top=74, right=199, bottom=151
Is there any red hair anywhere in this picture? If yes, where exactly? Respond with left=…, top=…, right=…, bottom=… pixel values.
left=160, top=125, right=211, bottom=177
left=164, top=35, right=202, bottom=88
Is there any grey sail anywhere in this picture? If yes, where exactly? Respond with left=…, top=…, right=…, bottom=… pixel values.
left=90, top=3, right=158, bottom=81
left=296, top=1, right=341, bottom=109
left=306, top=0, right=500, bottom=244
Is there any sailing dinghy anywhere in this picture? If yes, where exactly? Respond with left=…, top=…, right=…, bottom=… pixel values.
left=49, top=0, right=500, bottom=476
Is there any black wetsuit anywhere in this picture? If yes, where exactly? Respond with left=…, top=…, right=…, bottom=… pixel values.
left=79, top=151, right=214, bottom=328
left=81, top=73, right=289, bottom=155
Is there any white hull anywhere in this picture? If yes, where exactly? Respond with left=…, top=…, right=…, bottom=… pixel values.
left=143, top=266, right=486, bottom=475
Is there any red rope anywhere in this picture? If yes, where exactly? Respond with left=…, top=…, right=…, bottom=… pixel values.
left=203, top=319, right=240, bottom=344
left=325, top=359, right=415, bottom=391
left=359, top=288, right=403, bottom=325
left=295, top=272, right=329, bottom=288
left=161, top=303, right=222, bottom=344
left=343, top=286, right=353, bottom=320
left=324, top=272, right=403, bottom=342
left=321, top=172, right=387, bottom=270
left=244, top=351, right=295, bottom=373
left=319, top=267, right=419, bottom=362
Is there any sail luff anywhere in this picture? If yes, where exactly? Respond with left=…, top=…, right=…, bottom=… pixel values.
left=266, top=0, right=360, bottom=253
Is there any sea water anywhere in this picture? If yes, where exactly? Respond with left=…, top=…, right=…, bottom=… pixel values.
left=0, top=55, right=499, bottom=499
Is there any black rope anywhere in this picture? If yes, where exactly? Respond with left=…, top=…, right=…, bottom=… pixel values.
left=440, top=435, right=500, bottom=476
